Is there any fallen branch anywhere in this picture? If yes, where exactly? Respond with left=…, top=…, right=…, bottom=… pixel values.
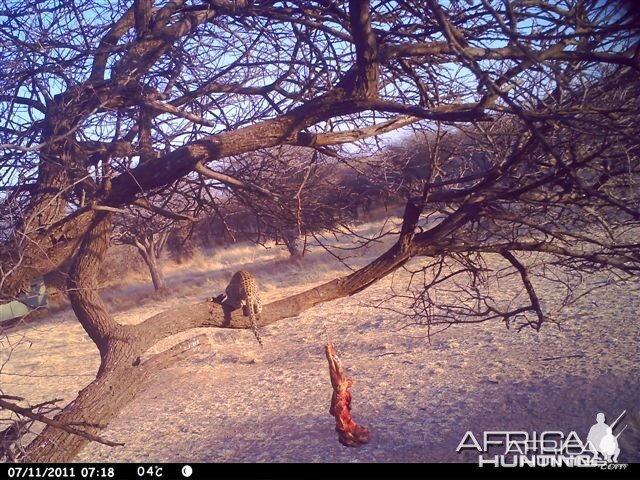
left=325, top=343, right=371, bottom=447
left=540, top=353, right=585, bottom=362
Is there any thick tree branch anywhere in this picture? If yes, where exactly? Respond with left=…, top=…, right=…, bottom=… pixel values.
left=346, top=0, right=379, bottom=98
left=0, top=95, right=46, bottom=114
left=89, top=7, right=135, bottom=81
left=295, top=115, right=420, bottom=147
left=67, top=212, right=121, bottom=358
left=381, top=42, right=640, bottom=69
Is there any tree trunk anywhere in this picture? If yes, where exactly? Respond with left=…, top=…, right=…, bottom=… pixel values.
left=284, top=230, right=303, bottom=259
left=141, top=248, right=167, bottom=295
left=133, top=239, right=167, bottom=295
left=147, top=257, right=167, bottom=295
left=21, top=212, right=146, bottom=461
left=21, top=346, right=147, bottom=462
left=21, top=213, right=202, bottom=462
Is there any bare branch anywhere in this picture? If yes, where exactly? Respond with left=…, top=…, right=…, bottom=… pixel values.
left=0, top=397, right=123, bottom=448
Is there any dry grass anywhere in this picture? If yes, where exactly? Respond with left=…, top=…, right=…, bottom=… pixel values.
left=92, top=215, right=403, bottom=313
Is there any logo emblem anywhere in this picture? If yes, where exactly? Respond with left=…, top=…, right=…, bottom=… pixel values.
left=586, top=411, right=627, bottom=463
left=457, top=410, right=629, bottom=468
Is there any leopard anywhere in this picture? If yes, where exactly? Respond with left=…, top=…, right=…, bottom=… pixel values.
left=213, top=270, right=263, bottom=347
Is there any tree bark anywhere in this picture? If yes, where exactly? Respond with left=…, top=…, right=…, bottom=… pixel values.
left=22, top=212, right=138, bottom=461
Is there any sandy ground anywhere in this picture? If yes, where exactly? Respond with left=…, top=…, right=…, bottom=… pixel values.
left=1, top=218, right=639, bottom=463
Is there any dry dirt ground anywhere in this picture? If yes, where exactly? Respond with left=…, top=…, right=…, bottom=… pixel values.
left=1, top=218, right=639, bottom=463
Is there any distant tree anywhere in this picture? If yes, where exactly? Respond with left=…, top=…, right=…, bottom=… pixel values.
left=113, top=195, right=196, bottom=293
left=0, top=0, right=638, bottom=462
left=114, top=218, right=171, bottom=294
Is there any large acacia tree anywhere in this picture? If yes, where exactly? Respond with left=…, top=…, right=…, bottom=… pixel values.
left=0, top=0, right=639, bottom=462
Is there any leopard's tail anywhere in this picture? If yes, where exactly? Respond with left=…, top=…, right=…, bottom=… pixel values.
left=247, top=296, right=264, bottom=347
